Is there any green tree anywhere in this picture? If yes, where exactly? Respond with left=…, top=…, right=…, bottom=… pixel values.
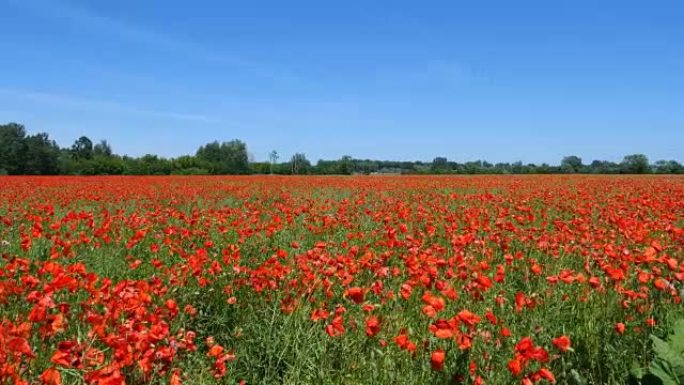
left=249, top=162, right=271, bottom=174
left=561, top=155, right=583, bottom=173
left=289, top=153, right=311, bottom=174
left=71, top=136, right=94, bottom=160
left=124, top=154, right=172, bottom=175
left=22, top=133, right=60, bottom=174
left=621, top=154, right=650, bottom=174
left=196, top=140, right=249, bottom=174
left=268, top=150, right=279, bottom=174
left=92, top=155, right=125, bottom=175
left=653, top=160, right=683, bottom=174
left=589, top=160, right=620, bottom=174
left=220, top=140, right=249, bottom=174
left=0, top=122, right=27, bottom=174
left=170, top=155, right=209, bottom=175
left=339, top=155, right=353, bottom=175
left=511, top=161, right=524, bottom=174
left=431, top=157, right=448, bottom=172
left=93, top=140, right=113, bottom=157
left=464, top=161, right=484, bottom=174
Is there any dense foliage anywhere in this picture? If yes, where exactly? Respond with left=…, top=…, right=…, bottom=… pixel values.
left=630, top=319, right=684, bottom=385
left=0, top=175, right=683, bottom=385
left=1, top=122, right=682, bottom=175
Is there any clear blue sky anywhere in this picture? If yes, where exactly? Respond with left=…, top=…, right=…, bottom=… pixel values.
left=1, top=0, right=682, bottom=163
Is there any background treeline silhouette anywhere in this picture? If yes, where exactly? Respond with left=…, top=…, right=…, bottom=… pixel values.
left=1, top=122, right=682, bottom=175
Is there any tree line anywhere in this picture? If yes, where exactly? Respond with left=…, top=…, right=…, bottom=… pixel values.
left=1, top=122, right=682, bottom=175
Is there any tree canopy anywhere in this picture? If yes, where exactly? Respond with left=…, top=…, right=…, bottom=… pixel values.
left=196, top=140, right=249, bottom=174
left=1, top=122, right=682, bottom=175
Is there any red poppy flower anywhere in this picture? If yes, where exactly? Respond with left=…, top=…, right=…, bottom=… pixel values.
left=345, top=287, right=365, bottom=304
left=365, top=316, right=381, bottom=337
left=552, top=335, right=572, bottom=352
left=431, top=349, right=445, bottom=371
left=40, top=367, right=61, bottom=385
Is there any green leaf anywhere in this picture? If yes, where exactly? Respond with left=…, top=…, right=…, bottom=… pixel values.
left=640, top=372, right=667, bottom=385
left=648, top=362, right=677, bottom=385
left=569, top=369, right=588, bottom=385
left=669, top=320, right=684, bottom=353
left=631, top=366, right=646, bottom=381
left=651, top=335, right=684, bottom=377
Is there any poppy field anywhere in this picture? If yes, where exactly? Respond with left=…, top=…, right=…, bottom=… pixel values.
left=1, top=175, right=683, bottom=385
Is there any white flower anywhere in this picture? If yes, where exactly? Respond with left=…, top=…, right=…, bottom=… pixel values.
left=0, top=240, right=9, bottom=248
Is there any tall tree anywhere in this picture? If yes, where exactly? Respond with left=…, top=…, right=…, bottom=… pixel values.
left=431, top=157, right=449, bottom=173
left=268, top=150, right=279, bottom=174
left=220, top=140, right=249, bottom=174
left=621, top=154, right=650, bottom=174
left=93, top=140, right=113, bottom=157
left=561, top=155, right=583, bottom=173
left=71, top=136, right=94, bottom=160
left=0, top=123, right=27, bottom=174
left=196, top=141, right=222, bottom=162
left=289, top=153, right=311, bottom=174
left=339, top=155, right=353, bottom=175
left=22, top=133, right=60, bottom=174
left=196, top=140, right=249, bottom=174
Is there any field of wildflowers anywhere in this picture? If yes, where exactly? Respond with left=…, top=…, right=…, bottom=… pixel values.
left=0, top=175, right=683, bottom=385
